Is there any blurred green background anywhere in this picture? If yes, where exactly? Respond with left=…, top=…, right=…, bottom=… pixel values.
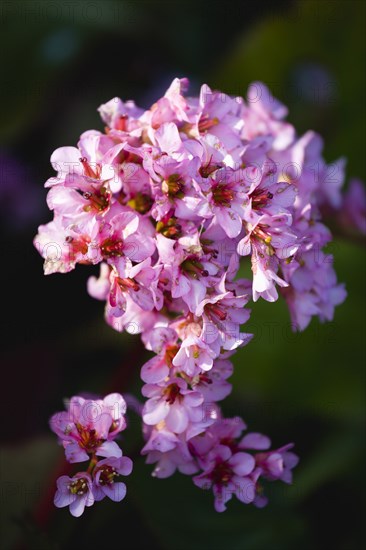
left=1, top=1, right=365, bottom=549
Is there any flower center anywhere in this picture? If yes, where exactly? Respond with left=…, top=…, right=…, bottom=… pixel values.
left=201, top=238, right=219, bottom=259
left=80, top=157, right=101, bottom=179
left=162, top=174, right=185, bottom=197
left=164, top=345, right=179, bottom=368
left=220, top=437, right=238, bottom=453
left=101, top=237, right=124, bottom=258
left=156, top=216, right=182, bottom=239
left=198, top=373, right=213, bottom=385
left=251, top=188, right=273, bottom=208
left=98, top=465, right=118, bottom=485
left=212, top=183, right=234, bottom=206
left=65, top=235, right=89, bottom=259
left=205, top=302, right=227, bottom=321
left=181, top=258, right=209, bottom=279
left=252, top=225, right=273, bottom=245
left=68, top=477, right=89, bottom=495
left=164, top=383, right=181, bottom=405
left=199, top=156, right=223, bottom=178
left=210, top=461, right=232, bottom=486
left=117, top=277, right=140, bottom=292
left=75, top=423, right=102, bottom=452
left=83, top=186, right=111, bottom=213
left=127, top=192, right=153, bottom=214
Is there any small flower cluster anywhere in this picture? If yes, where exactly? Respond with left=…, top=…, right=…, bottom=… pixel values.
left=34, top=78, right=360, bottom=513
left=190, top=418, right=298, bottom=511
left=51, top=393, right=132, bottom=517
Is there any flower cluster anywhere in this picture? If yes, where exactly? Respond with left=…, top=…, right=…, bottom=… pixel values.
left=34, top=78, right=359, bottom=513
left=190, top=418, right=298, bottom=511
left=51, top=393, right=133, bottom=516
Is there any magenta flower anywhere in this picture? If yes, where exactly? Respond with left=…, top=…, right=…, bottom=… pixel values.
left=193, top=445, right=256, bottom=512
left=140, top=327, right=179, bottom=383
left=142, top=377, right=206, bottom=434
left=281, top=249, right=347, bottom=330
left=93, top=456, right=133, bottom=502
left=190, top=418, right=299, bottom=511
left=50, top=393, right=127, bottom=463
left=54, top=473, right=94, bottom=517
left=172, top=334, right=218, bottom=376
left=35, top=76, right=355, bottom=516
left=201, top=167, right=248, bottom=238
left=143, top=436, right=198, bottom=478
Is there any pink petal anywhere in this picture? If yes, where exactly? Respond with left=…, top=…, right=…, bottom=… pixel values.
left=234, top=476, right=256, bottom=504
left=165, top=404, right=189, bottom=433
left=69, top=496, right=87, bottom=517
left=229, top=452, right=255, bottom=476
left=239, top=433, right=271, bottom=450
left=54, top=490, right=74, bottom=508
left=117, top=456, right=133, bottom=476
left=141, top=356, right=169, bottom=384
left=96, top=441, right=122, bottom=459
left=143, top=398, right=170, bottom=425
left=103, top=482, right=127, bottom=502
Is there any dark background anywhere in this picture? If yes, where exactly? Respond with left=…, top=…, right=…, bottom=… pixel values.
left=1, top=1, right=365, bottom=549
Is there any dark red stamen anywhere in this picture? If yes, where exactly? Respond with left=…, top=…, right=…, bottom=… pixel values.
left=210, top=461, right=232, bottom=485
left=198, top=114, right=219, bottom=133
left=205, top=302, right=227, bottom=321
left=115, top=114, right=128, bottom=131
left=117, top=277, right=140, bottom=292
left=101, top=238, right=124, bottom=258
left=80, top=157, right=101, bottom=179
left=164, top=383, right=180, bottom=405
left=212, top=184, right=234, bottom=206
left=181, top=258, right=209, bottom=279
left=251, top=188, right=274, bottom=207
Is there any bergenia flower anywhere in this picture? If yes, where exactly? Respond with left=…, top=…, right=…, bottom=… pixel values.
left=50, top=393, right=127, bottom=463
left=193, top=445, right=256, bottom=512
left=93, top=456, right=133, bottom=502
left=54, top=473, right=94, bottom=517
left=36, top=77, right=354, bottom=516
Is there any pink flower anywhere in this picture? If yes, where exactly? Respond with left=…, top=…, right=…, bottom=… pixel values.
left=201, top=167, right=247, bottom=238
left=197, top=275, right=252, bottom=350
left=241, top=82, right=295, bottom=150
left=142, top=378, right=206, bottom=434
left=253, top=443, right=299, bottom=483
left=108, top=257, right=161, bottom=314
left=281, top=249, right=347, bottom=330
left=242, top=160, right=297, bottom=222
left=142, top=152, right=203, bottom=221
left=193, top=445, right=256, bottom=512
left=93, top=456, right=133, bottom=502
left=144, top=437, right=198, bottom=479
left=189, top=417, right=247, bottom=461
left=50, top=393, right=126, bottom=463
left=172, top=334, right=218, bottom=376
left=98, top=97, right=144, bottom=134
left=190, top=417, right=299, bottom=510
left=36, top=77, right=355, bottom=515
left=96, top=208, right=155, bottom=265
left=237, top=212, right=298, bottom=302
left=54, top=473, right=94, bottom=517
left=156, top=234, right=217, bottom=313
left=195, top=359, right=233, bottom=400
left=140, top=327, right=179, bottom=383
